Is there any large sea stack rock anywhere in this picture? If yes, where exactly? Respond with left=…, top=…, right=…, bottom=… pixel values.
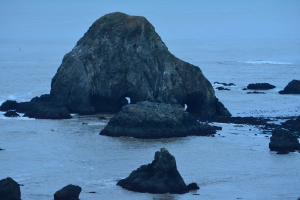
left=0, top=177, right=21, bottom=200
left=117, top=148, right=199, bottom=194
left=269, top=128, right=300, bottom=152
left=279, top=80, right=300, bottom=94
left=100, top=101, right=216, bottom=138
left=54, top=184, right=82, bottom=200
left=50, top=12, right=231, bottom=118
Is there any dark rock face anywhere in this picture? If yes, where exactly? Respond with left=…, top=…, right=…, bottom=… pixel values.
left=54, top=184, right=82, bottom=200
left=216, top=87, right=230, bottom=90
left=117, top=148, right=199, bottom=194
left=247, top=83, right=276, bottom=90
left=0, top=177, right=21, bottom=200
left=100, top=101, right=216, bottom=138
left=0, top=95, right=71, bottom=119
left=4, top=111, right=20, bottom=117
left=279, top=80, right=300, bottom=94
left=281, top=116, right=300, bottom=134
left=269, top=128, right=300, bottom=151
left=50, top=12, right=230, bottom=118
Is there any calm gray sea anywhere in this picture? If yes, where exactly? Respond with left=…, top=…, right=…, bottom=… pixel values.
left=1, top=1, right=300, bottom=199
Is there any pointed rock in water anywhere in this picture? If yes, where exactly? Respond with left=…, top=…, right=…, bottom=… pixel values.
left=117, top=148, right=199, bottom=194
left=50, top=12, right=231, bottom=118
left=100, top=101, right=216, bottom=138
left=54, top=184, right=82, bottom=200
left=0, top=177, right=21, bottom=200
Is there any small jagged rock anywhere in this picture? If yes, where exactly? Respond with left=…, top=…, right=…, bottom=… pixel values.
left=279, top=80, right=300, bottom=94
left=100, top=101, right=216, bottom=138
left=0, top=177, right=21, bottom=200
left=117, top=148, right=199, bottom=194
left=54, top=184, right=82, bottom=200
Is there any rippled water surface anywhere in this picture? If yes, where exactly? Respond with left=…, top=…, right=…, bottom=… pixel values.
left=1, top=1, right=300, bottom=200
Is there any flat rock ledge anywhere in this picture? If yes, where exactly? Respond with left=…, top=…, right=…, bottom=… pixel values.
left=0, top=95, right=71, bottom=119
left=100, top=101, right=216, bottom=139
left=269, top=128, right=300, bottom=152
left=117, top=148, right=199, bottom=194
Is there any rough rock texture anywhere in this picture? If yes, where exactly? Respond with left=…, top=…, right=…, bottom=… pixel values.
left=117, top=148, right=198, bottom=194
left=0, top=95, right=71, bottom=119
left=279, top=80, right=300, bottom=94
left=247, top=83, right=276, bottom=90
left=269, top=128, right=300, bottom=151
left=54, top=184, right=82, bottom=200
left=281, top=116, right=300, bottom=134
left=100, top=101, right=216, bottom=138
left=0, top=177, right=21, bottom=200
left=50, top=12, right=230, bottom=118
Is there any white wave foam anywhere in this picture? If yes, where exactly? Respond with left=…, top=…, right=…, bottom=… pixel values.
left=237, top=60, right=293, bottom=65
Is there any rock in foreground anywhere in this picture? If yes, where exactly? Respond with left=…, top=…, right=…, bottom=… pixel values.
left=50, top=12, right=230, bottom=118
left=54, top=184, right=82, bottom=200
left=0, top=177, right=21, bottom=200
left=269, top=128, right=300, bottom=152
left=279, top=80, right=300, bottom=94
left=100, top=101, right=216, bottom=138
left=117, top=148, right=199, bottom=194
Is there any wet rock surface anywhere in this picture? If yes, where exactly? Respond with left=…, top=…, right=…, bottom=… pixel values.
left=4, top=111, right=20, bottom=117
left=117, top=148, right=199, bottom=194
left=54, top=184, right=82, bottom=200
left=0, top=177, right=21, bottom=200
left=100, top=101, right=216, bottom=138
left=279, top=80, right=300, bottom=94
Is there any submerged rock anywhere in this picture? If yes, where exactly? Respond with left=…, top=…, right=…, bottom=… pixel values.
left=54, top=184, right=82, bottom=200
left=279, top=80, right=300, bottom=94
left=269, top=128, right=300, bottom=151
left=247, top=83, right=276, bottom=90
left=117, top=148, right=199, bottom=194
left=0, top=177, right=21, bottom=200
left=49, top=12, right=230, bottom=118
left=100, top=101, right=216, bottom=138
left=4, top=111, right=20, bottom=117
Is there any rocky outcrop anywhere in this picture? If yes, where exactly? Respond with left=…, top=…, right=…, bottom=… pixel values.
left=49, top=12, right=230, bottom=118
left=279, top=80, right=300, bottom=94
left=281, top=116, right=300, bottom=134
left=0, top=95, right=71, bottom=119
left=117, top=148, right=199, bottom=194
left=269, top=128, right=300, bottom=152
left=247, top=83, right=275, bottom=90
left=0, top=177, right=21, bottom=200
left=100, top=101, right=216, bottom=138
left=54, top=184, right=82, bottom=200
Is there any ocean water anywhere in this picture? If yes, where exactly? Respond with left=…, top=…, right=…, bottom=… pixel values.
left=1, top=1, right=300, bottom=200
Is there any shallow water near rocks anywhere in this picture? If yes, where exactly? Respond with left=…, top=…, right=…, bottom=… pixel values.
left=1, top=1, right=300, bottom=200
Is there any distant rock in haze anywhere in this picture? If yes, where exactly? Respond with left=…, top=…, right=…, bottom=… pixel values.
left=117, top=148, right=199, bottom=194
left=279, top=80, right=300, bottom=94
left=4, top=110, right=20, bottom=117
left=100, top=101, right=216, bottom=138
left=247, top=83, right=276, bottom=90
left=49, top=12, right=231, bottom=118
